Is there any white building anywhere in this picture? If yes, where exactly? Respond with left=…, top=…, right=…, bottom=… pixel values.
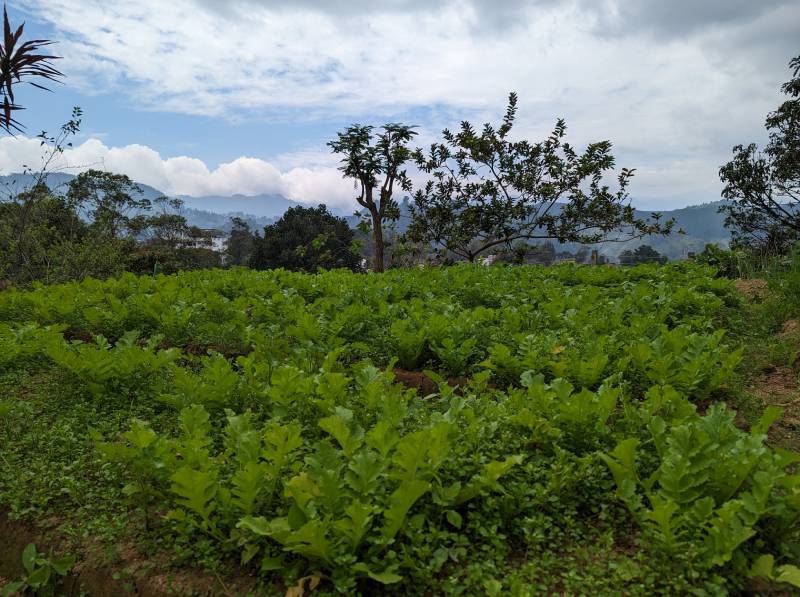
left=184, top=228, right=226, bottom=252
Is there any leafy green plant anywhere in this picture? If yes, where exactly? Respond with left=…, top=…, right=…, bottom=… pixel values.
left=1, top=544, right=75, bottom=597
left=602, top=404, right=799, bottom=571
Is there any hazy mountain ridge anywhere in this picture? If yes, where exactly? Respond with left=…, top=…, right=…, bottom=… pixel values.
left=0, top=172, right=731, bottom=258
left=351, top=198, right=731, bottom=260
left=0, top=173, right=277, bottom=233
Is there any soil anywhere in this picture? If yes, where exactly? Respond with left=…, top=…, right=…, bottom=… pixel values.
left=0, top=512, right=259, bottom=596
left=747, top=334, right=800, bottom=448
left=734, top=278, right=770, bottom=301
left=388, top=367, right=476, bottom=395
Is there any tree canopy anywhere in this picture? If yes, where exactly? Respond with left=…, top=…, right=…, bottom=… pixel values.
left=329, top=123, right=417, bottom=272
left=719, top=54, right=800, bottom=253
left=618, top=244, right=667, bottom=266
left=249, top=204, right=361, bottom=272
left=407, top=92, right=673, bottom=263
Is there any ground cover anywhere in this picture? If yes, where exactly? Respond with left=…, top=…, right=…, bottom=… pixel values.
left=0, top=264, right=798, bottom=595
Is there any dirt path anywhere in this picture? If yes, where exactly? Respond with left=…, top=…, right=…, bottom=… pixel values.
left=734, top=278, right=800, bottom=448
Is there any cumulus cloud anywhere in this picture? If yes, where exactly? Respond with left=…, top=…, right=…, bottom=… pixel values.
left=10, top=0, right=800, bottom=208
left=0, top=135, right=357, bottom=208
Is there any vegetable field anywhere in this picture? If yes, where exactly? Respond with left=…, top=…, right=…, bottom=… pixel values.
left=1, top=264, right=798, bottom=595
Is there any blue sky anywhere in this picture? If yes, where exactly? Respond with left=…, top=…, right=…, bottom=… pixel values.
left=1, top=0, right=798, bottom=211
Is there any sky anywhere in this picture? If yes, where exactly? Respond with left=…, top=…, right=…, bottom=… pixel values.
left=0, top=0, right=797, bottom=212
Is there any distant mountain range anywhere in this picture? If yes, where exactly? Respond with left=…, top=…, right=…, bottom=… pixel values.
left=350, top=198, right=731, bottom=260
left=0, top=172, right=731, bottom=259
left=0, top=172, right=280, bottom=232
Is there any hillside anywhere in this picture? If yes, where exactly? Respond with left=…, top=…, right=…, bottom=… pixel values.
left=352, top=198, right=731, bottom=260
left=1, top=172, right=731, bottom=257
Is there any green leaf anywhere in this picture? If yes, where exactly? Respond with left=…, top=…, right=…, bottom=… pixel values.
left=776, top=564, right=800, bottom=588
left=236, top=516, right=271, bottom=536
left=382, top=479, right=430, bottom=541
left=446, top=510, right=462, bottom=529
left=750, top=554, right=774, bottom=578
left=261, top=555, right=285, bottom=572
left=353, top=562, right=403, bottom=584
left=319, top=410, right=362, bottom=457
left=21, top=544, right=36, bottom=574
left=169, top=467, right=217, bottom=523
left=231, top=462, right=266, bottom=515
left=752, top=406, right=783, bottom=437
left=50, top=554, right=76, bottom=576
left=26, top=565, right=51, bottom=588
left=334, top=501, right=374, bottom=549
left=1, top=581, right=25, bottom=597
left=346, top=450, right=384, bottom=494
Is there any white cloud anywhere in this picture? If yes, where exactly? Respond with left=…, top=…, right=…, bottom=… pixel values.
left=9, top=0, right=800, bottom=208
left=0, top=135, right=356, bottom=208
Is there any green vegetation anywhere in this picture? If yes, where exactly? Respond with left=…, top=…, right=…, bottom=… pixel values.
left=1, top=544, right=75, bottom=597
left=249, top=205, right=361, bottom=273
left=1, top=263, right=798, bottom=595
left=719, top=54, right=800, bottom=254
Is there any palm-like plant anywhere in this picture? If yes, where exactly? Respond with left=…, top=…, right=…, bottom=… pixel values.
left=0, top=4, right=62, bottom=133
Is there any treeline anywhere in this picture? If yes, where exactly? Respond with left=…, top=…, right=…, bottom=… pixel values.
left=0, top=170, right=223, bottom=285
left=0, top=5, right=796, bottom=285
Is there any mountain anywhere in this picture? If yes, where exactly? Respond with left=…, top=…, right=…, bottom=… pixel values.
left=0, top=173, right=278, bottom=232
left=351, top=198, right=731, bottom=261
left=177, top=193, right=303, bottom=219
left=0, top=172, right=732, bottom=259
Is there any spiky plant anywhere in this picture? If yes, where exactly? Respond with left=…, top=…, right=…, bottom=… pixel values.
left=0, top=4, right=63, bottom=133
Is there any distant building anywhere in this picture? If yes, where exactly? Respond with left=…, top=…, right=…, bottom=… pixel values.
left=184, top=228, right=226, bottom=252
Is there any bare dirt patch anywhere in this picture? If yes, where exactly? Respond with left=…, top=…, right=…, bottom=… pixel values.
left=749, top=366, right=800, bottom=446
left=734, top=278, right=770, bottom=301
left=0, top=512, right=259, bottom=596
left=779, top=318, right=800, bottom=339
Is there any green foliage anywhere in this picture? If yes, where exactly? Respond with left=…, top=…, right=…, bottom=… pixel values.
left=1, top=543, right=75, bottom=597
left=619, top=244, right=668, bottom=265
left=409, top=92, right=674, bottom=263
left=3, top=263, right=794, bottom=595
left=719, top=54, right=800, bottom=253
left=250, top=204, right=361, bottom=272
left=603, top=403, right=800, bottom=572
left=329, top=123, right=418, bottom=272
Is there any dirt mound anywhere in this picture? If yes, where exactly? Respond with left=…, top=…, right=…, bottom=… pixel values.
left=779, top=319, right=800, bottom=339
left=749, top=366, right=800, bottom=447
left=734, top=278, right=770, bottom=301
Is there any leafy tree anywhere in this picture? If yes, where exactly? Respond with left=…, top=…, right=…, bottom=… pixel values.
left=719, top=54, right=800, bottom=253
left=575, top=246, right=590, bottom=264
left=618, top=244, right=667, bottom=265
left=249, top=204, right=361, bottom=272
left=408, top=93, right=673, bottom=262
left=0, top=5, right=63, bottom=133
left=142, top=197, right=189, bottom=245
left=64, top=170, right=152, bottom=239
left=529, top=242, right=556, bottom=265
left=0, top=182, right=129, bottom=284
left=225, top=216, right=254, bottom=266
left=329, top=123, right=417, bottom=272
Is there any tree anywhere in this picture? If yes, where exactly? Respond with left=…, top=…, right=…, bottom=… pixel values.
left=143, top=196, right=189, bottom=245
left=408, top=93, right=673, bottom=263
left=329, top=123, right=417, bottom=272
left=719, top=54, right=800, bottom=253
left=225, top=216, right=254, bottom=266
left=529, top=242, right=556, bottom=265
left=64, top=170, right=152, bottom=239
left=249, top=204, right=361, bottom=272
left=618, top=244, right=667, bottom=266
left=575, top=246, right=590, bottom=264
left=0, top=5, right=63, bottom=133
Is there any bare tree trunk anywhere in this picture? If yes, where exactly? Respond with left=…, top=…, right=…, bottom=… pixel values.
left=371, top=210, right=385, bottom=273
